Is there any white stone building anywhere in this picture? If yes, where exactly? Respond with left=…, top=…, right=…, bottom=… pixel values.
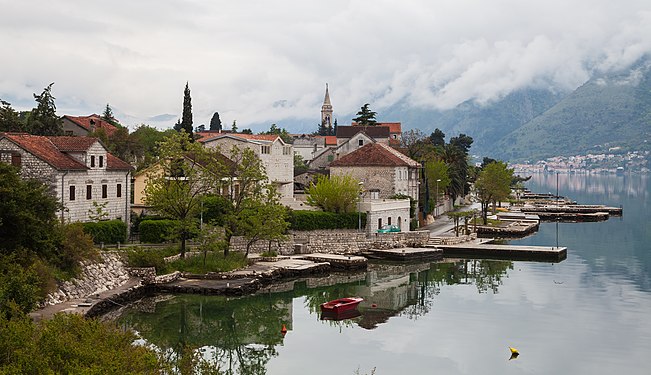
left=199, top=133, right=294, bottom=202
left=0, top=133, right=133, bottom=224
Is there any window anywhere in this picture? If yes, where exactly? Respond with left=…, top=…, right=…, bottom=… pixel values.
left=11, top=153, right=21, bottom=167
left=393, top=134, right=397, bottom=139
left=388, top=217, right=392, bottom=225
left=102, top=184, right=107, bottom=198
left=69, top=186, right=76, bottom=201
left=116, top=184, right=122, bottom=198
left=86, top=185, right=92, bottom=199
left=99, top=155, right=104, bottom=168
left=261, top=145, right=270, bottom=154
left=90, top=155, right=95, bottom=167
left=358, top=139, right=364, bottom=146
left=378, top=218, right=382, bottom=228
left=283, top=146, right=291, bottom=155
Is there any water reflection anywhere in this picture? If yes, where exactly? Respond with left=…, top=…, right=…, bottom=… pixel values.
left=118, top=259, right=512, bottom=373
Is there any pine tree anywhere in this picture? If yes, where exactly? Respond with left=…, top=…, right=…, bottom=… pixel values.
left=333, top=118, right=338, bottom=136
left=352, top=103, right=377, bottom=126
left=0, top=100, right=24, bottom=132
left=102, top=104, right=119, bottom=126
left=27, top=83, right=63, bottom=136
left=179, top=82, right=194, bottom=140
left=231, top=120, right=238, bottom=133
left=209, top=111, right=222, bottom=131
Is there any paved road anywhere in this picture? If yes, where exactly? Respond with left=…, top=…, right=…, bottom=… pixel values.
left=420, top=203, right=481, bottom=237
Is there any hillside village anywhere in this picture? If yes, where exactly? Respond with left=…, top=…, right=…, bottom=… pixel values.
left=1, top=84, right=475, bottom=235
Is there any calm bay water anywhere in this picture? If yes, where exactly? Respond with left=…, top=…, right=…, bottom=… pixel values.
left=117, top=173, right=651, bottom=374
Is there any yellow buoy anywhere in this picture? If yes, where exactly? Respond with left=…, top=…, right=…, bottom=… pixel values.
left=509, top=347, right=519, bottom=355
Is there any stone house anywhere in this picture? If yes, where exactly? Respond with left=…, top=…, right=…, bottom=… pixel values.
left=199, top=133, right=294, bottom=202
left=62, top=114, right=119, bottom=137
left=330, top=142, right=420, bottom=232
left=0, top=133, right=133, bottom=225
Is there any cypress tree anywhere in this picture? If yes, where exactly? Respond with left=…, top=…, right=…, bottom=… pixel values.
left=180, top=82, right=194, bottom=140
left=209, top=111, right=222, bottom=131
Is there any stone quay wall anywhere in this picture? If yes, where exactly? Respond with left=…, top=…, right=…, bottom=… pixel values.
left=229, top=229, right=430, bottom=255
left=44, top=252, right=130, bottom=306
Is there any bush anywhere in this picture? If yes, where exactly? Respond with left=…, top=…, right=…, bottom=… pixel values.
left=139, top=219, right=177, bottom=243
left=288, top=210, right=366, bottom=230
left=201, top=195, right=233, bottom=226
left=122, top=246, right=178, bottom=270
left=82, top=219, right=127, bottom=244
left=163, top=252, right=247, bottom=274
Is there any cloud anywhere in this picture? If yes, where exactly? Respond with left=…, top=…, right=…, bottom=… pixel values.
left=1, top=0, right=651, bottom=130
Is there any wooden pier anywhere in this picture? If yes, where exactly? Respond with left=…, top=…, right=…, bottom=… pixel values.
left=436, top=243, right=567, bottom=262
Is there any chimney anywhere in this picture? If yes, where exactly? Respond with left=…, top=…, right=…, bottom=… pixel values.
left=89, top=119, right=96, bottom=132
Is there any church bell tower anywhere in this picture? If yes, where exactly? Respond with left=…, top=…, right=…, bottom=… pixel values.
left=321, top=83, right=333, bottom=130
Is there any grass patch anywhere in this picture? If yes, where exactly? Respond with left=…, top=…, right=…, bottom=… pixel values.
left=260, top=250, right=278, bottom=258
left=471, top=218, right=503, bottom=226
left=121, top=246, right=179, bottom=270
left=161, top=252, right=247, bottom=274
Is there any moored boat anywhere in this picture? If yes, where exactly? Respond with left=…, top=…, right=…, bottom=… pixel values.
left=320, top=297, right=363, bottom=313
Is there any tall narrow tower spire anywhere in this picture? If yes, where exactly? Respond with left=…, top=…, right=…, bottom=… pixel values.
left=321, top=83, right=333, bottom=129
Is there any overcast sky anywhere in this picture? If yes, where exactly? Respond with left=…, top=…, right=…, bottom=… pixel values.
left=2, top=0, right=651, bottom=131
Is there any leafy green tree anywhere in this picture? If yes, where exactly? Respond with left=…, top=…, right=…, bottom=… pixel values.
left=240, top=128, right=252, bottom=134
left=401, top=129, right=435, bottom=160
left=429, top=129, right=446, bottom=147
left=294, top=154, right=308, bottom=175
left=209, top=111, right=222, bottom=131
left=235, top=191, right=288, bottom=256
left=0, top=163, right=61, bottom=261
left=475, top=161, right=513, bottom=224
left=306, top=174, right=361, bottom=213
left=143, top=132, right=226, bottom=257
left=261, top=123, right=292, bottom=143
left=26, top=83, right=62, bottom=136
left=424, top=159, right=450, bottom=212
left=195, top=124, right=205, bottom=133
left=352, top=103, right=377, bottom=126
left=0, top=99, right=25, bottom=132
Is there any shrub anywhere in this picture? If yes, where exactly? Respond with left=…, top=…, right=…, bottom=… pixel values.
left=288, top=210, right=366, bottom=230
left=82, top=219, right=127, bottom=244
left=162, top=252, right=247, bottom=274
left=201, top=195, right=234, bottom=226
left=139, top=219, right=177, bottom=243
left=122, top=246, right=177, bottom=270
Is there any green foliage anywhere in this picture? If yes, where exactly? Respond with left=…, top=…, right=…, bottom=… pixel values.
left=389, top=193, right=417, bottom=217
left=82, top=219, right=128, bottom=244
left=260, top=123, right=292, bottom=143
left=130, top=124, right=177, bottom=170
left=306, top=174, right=361, bottom=213
left=424, top=159, right=451, bottom=200
left=201, top=194, right=234, bottom=226
left=289, top=210, right=366, bottom=230
left=0, top=313, right=161, bottom=374
left=163, top=252, right=247, bottom=274
left=234, top=195, right=289, bottom=256
left=26, top=83, right=63, bottom=136
left=196, top=224, right=227, bottom=266
left=294, top=153, right=308, bottom=175
left=122, top=246, right=177, bottom=270
left=0, top=99, right=25, bottom=132
left=87, top=200, right=110, bottom=222
left=0, top=256, right=42, bottom=319
left=139, top=219, right=178, bottom=243
left=101, top=103, right=120, bottom=126
left=209, top=111, right=222, bottom=131
left=59, top=223, right=98, bottom=276
left=0, top=162, right=61, bottom=260
left=352, top=103, right=378, bottom=126
left=179, top=82, right=194, bottom=140
left=475, top=161, right=514, bottom=224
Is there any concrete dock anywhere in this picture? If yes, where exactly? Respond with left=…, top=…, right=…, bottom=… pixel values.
left=298, top=253, right=367, bottom=269
left=436, top=243, right=567, bottom=262
left=364, top=247, right=443, bottom=261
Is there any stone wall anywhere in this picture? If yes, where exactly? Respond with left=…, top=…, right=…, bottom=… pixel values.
left=229, top=229, right=430, bottom=255
left=44, top=252, right=131, bottom=306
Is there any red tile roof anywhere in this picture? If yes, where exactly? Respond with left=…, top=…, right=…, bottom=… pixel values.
left=1, top=133, right=87, bottom=170
left=351, top=122, right=402, bottom=133
left=198, top=132, right=280, bottom=143
left=330, top=142, right=420, bottom=168
left=336, top=125, right=390, bottom=139
left=49, top=136, right=99, bottom=151
left=64, top=114, right=119, bottom=136
left=0, top=133, right=132, bottom=171
left=106, top=153, right=134, bottom=170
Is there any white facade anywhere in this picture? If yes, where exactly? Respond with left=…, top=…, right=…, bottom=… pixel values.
left=0, top=136, right=131, bottom=225
left=201, top=134, right=294, bottom=201
left=359, top=198, right=411, bottom=233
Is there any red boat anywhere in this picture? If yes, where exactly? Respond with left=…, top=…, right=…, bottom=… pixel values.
left=320, top=309, right=362, bottom=321
left=320, top=297, right=363, bottom=314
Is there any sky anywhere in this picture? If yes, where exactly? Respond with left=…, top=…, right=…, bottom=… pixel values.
left=2, top=0, right=651, bottom=132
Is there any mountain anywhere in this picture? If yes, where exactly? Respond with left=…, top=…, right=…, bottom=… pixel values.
left=494, top=60, right=651, bottom=162
left=382, top=89, right=566, bottom=158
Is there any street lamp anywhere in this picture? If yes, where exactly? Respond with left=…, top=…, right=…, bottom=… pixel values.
left=358, top=181, right=364, bottom=232
left=435, top=179, right=441, bottom=217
